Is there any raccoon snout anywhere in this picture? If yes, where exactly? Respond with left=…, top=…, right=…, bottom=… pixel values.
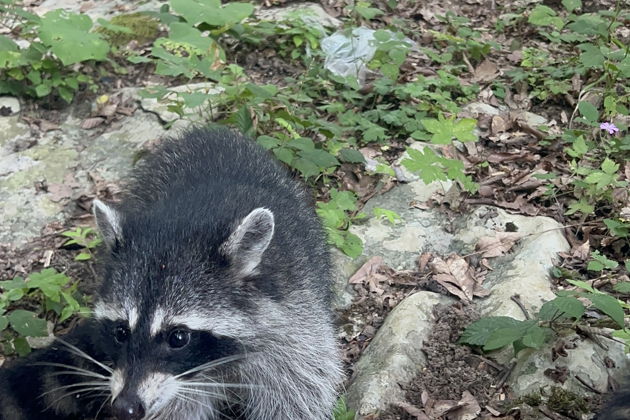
left=112, top=392, right=146, bottom=420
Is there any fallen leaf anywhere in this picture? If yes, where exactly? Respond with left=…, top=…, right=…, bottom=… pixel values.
left=429, top=255, right=487, bottom=302
left=451, top=391, right=481, bottom=420
left=81, top=117, right=105, bottom=129
left=476, top=232, right=523, bottom=258
left=571, top=241, right=590, bottom=260
left=349, top=256, right=383, bottom=284
left=473, top=59, right=500, bottom=83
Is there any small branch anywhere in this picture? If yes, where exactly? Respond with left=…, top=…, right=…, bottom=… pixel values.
left=511, top=294, right=531, bottom=320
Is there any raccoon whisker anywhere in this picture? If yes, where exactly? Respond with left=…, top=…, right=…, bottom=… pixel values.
left=94, top=392, right=113, bottom=420
left=35, top=362, right=110, bottom=380
left=43, top=385, right=110, bottom=411
left=174, top=392, right=231, bottom=420
left=176, top=386, right=227, bottom=399
left=39, top=381, right=110, bottom=399
left=174, top=354, right=245, bottom=379
left=54, top=338, right=114, bottom=374
left=182, top=381, right=261, bottom=390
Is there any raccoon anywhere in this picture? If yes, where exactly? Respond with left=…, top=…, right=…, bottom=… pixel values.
left=0, top=128, right=343, bottom=420
left=90, top=127, right=343, bottom=420
left=597, top=386, right=630, bottom=420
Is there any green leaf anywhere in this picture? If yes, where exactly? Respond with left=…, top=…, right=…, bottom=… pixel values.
left=601, top=158, right=619, bottom=175
left=484, top=327, right=527, bottom=351
left=539, top=296, right=585, bottom=320
left=338, top=149, right=365, bottom=164
left=561, top=0, right=581, bottom=12
left=75, top=253, right=92, bottom=261
left=170, top=0, right=254, bottom=27
left=577, top=101, right=599, bottom=124
left=8, top=310, right=48, bottom=337
left=0, top=315, right=8, bottom=331
left=521, top=325, right=546, bottom=349
left=373, top=208, right=402, bottom=225
left=0, top=276, right=27, bottom=290
left=339, top=232, right=363, bottom=258
left=12, top=337, right=31, bottom=357
left=459, top=316, right=526, bottom=346
left=167, top=22, right=215, bottom=51
left=299, top=149, right=339, bottom=169
left=587, top=260, right=604, bottom=271
left=38, top=10, right=109, bottom=65
left=589, top=294, right=625, bottom=328
left=579, top=44, right=605, bottom=69
left=453, top=118, right=478, bottom=142
left=256, top=135, right=279, bottom=150
left=528, top=5, right=564, bottom=29
left=613, top=282, right=630, bottom=294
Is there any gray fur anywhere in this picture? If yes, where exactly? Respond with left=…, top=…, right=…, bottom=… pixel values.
left=91, top=128, right=343, bottom=419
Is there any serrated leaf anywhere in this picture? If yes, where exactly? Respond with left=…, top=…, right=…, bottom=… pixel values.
left=579, top=44, right=605, bottom=69
left=589, top=293, right=625, bottom=328
left=8, top=310, right=48, bottom=337
left=453, top=118, right=478, bottom=142
left=601, top=158, right=619, bottom=175
left=459, top=316, right=526, bottom=346
left=484, top=327, right=527, bottom=351
left=38, top=10, right=109, bottom=65
left=0, top=277, right=27, bottom=290
left=539, top=296, right=585, bottom=320
left=339, top=149, right=365, bottom=164
left=613, top=282, right=630, bottom=293
left=299, top=149, right=339, bottom=169
left=587, top=260, right=604, bottom=271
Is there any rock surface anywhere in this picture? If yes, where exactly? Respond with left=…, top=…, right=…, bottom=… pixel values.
left=345, top=291, right=451, bottom=416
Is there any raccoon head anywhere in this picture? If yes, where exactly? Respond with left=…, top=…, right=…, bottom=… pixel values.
left=91, top=200, right=275, bottom=420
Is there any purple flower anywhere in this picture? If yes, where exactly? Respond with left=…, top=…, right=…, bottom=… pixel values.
left=600, top=122, right=619, bottom=134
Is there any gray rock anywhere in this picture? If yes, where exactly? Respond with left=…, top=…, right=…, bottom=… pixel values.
left=0, top=96, right=20, bottom=115
left=511, top=333, right=628, bottom=397
left=346, top=291, right=451, bottom=416
left=35, top=0, right=166, bottom=20
left=255, top=3, right=341, bottom=34
left=0, top=101, right=166, bottom=246
left=456, top=206, right=569, bottom=319
left=461, top=102, right=548, bottom=127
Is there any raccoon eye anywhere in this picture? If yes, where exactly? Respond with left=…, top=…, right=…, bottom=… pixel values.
left=114, top=325, right=130, bottom=343
left=167, top=328, right=190, bottom=349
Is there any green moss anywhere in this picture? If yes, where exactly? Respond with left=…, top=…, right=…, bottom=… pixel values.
left=546, top=386, right=589, bottom=416
left=97, top=13, right=159, bottom=47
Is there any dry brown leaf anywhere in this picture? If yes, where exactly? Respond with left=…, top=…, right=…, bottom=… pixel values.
left=395, top=402, right=430, bottom=420
left=473, top=59, right=500, bottom=83
left=450, top=391, right=481, bottom=420
left=491, top=115, right=509, bottom=134
left=430, top=255, right=487, bottom=302
left=81, top=117, right=105, bottom=130
left=571, top=241, right=590, bottom=260
left=476, top=232, right=523, bottom=258
left=417, top=252, right=433, bottom=272
left=349, top=256, right=383, bottom=284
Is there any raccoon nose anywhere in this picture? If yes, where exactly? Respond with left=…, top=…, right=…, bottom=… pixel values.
left=112, top=393, right=146, bottom=420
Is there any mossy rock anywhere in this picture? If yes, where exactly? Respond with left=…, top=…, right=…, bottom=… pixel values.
left=97, top=13, right=160, bottom=47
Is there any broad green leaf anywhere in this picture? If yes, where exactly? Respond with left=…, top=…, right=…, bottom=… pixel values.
left=168, top=22, right=215, bottom=51
left=257, top=135, right=279, bottom=150
left=587, top=260, right=604, bottom=271
left=453, top=118, right=477, bottom=142
left=339, top=232, right=363, bottom=258
left=75, top=253, right=91, bottom=261
left=38, top=10, right=109, bottom=65
left=0, top=277, right=27, bottom=290
left=521, top=325, right=546, bottom=349
left=601, top=158, right=619, bottom=175
left=299, top=149, right=339, bottom=169
left=292, top=157, right=320, bottom=178
left=8, top=310, right=48, bottom=337
left=0, top=316, right=8, bottom=331
left=589, top=294, right=625, bottom=328
left=528, top=5, right=563, bottom=29
left=338, top=149, right=365, bottom=164
left=566, top=279, right=597, bottom=293
left=562, top=0, right=581, bottom=12
left=577, top=101, right=598, bottom=123
left=579, top=44, right=605, bottom=69
left=170, top=0, right=254, bottom=27
left=13, top=337, right=31, bottom=357
left=539, top=296, right=585, bottom=320
left=459, top=316, right=525, bottom=346
left=613, top=282, right=630, bottom=294
left=484, top=327, right=527, bottom=351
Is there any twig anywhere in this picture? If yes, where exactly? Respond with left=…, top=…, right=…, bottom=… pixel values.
left=575, top=375, right=602, bottom=394
left=494, top=360, right=516, bottom=391
left=511, top=295, right=531, bottom=320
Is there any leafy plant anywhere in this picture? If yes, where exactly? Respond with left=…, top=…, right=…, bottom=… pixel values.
left=333, top=396, right=356, bottom=420
left=0, top=269, right=86, bottom=356
left=62, top=227, right=102, bottom=261
left=0, top=5, right=107, bottom=101
left=316, top=189, right=365, bottom=258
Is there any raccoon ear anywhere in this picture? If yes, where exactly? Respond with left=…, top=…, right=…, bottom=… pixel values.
left=222, top=208, right=275, bottom=275
left=92, top=199, right=123, bottom=249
